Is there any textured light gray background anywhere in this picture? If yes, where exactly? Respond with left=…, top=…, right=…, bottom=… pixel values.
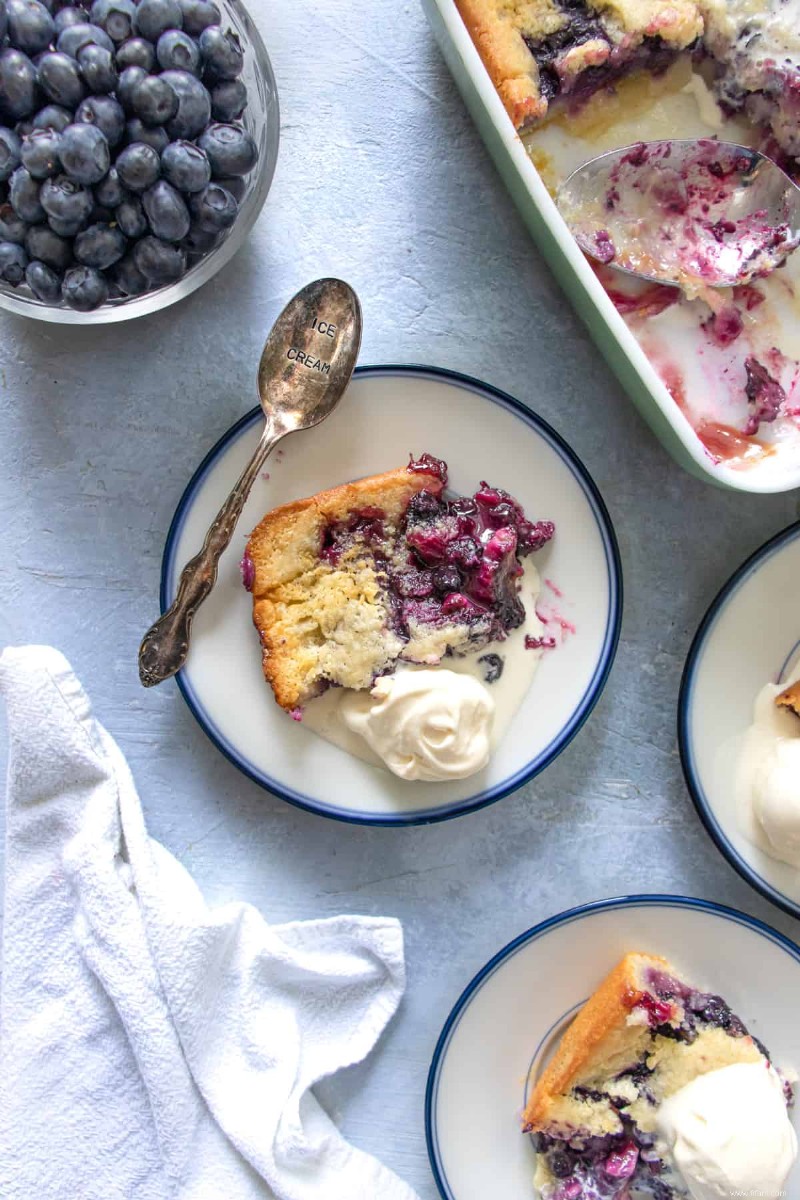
left=2, top=2, right=800, bottom=1195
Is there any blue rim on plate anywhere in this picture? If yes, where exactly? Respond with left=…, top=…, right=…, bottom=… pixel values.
left=161, top=364, right=623, bottom=826
left=678, top=520, right=800, bottom=920
left=425, top=893, right=800, bottom=1200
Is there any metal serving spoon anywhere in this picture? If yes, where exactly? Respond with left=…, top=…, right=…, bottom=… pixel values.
left=557, top=139, right=800, bottom=290
left=138, top=277, right=362, bottom=688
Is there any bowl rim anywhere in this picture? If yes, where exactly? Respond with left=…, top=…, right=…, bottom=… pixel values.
left=0, top=0, right=279, bottom=325
left=678, top=519, right=800, bottom=920
left=161, top=362, right=623, bottom=826
left=421, top=0, right=800, bottom=495
left=424, top=891, right=800, bottom=1200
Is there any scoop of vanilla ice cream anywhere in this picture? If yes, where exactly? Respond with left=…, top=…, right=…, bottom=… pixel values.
left=340, top=669, right=494, bottom=781
left=753, top=738, right=800, bottom=867
left=656, top=1062, right=797, bottom=1200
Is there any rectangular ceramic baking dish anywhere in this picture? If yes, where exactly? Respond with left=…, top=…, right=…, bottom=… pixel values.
left=421, top=0, right=800, bottom=494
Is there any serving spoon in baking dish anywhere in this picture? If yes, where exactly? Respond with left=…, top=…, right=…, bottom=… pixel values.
left=557, top=139, right=800, bottom=292
left=138, top=277, right=362, bottom=688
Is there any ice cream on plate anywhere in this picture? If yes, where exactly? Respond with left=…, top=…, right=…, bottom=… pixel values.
left=737, top=659, right=800, bottom=867
left=656, top=1061, right=797, bottom=1200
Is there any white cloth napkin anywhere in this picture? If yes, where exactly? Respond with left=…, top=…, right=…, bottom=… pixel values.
left=0, top=645, right=420, bottom=1200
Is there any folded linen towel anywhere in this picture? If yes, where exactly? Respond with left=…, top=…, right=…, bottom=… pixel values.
left=0, top=645, right=419, bottom=1200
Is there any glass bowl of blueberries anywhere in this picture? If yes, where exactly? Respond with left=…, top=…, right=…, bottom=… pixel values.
left=0, top=0, right=278, bottom=321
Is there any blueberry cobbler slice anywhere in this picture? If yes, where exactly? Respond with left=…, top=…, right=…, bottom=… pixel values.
left=523, top=952, right=796, bottom=1199
left=242, top=455, right=554, bottom=712
left=454, top=0, right=703, bottom=130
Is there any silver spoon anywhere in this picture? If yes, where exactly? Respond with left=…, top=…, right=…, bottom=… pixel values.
left=557, top=139, right=800, bottom=290
left=138, top=277, right=362, bottom=688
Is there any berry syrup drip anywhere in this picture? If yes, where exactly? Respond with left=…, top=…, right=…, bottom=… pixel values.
left=565, top=140, right=799, bottom=292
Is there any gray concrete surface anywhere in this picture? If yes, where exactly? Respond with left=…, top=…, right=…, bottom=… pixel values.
left=1, top=1, right=800, bottom=1195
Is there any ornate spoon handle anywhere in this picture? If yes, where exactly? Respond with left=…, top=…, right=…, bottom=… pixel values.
left=138, top=424, right=282, bottom=687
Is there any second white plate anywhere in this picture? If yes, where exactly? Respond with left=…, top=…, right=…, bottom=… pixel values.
left=426, top=895, right=800, bottom=1200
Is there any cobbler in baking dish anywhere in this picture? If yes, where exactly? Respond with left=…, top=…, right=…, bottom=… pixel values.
left=457, top=0, right=800, bottom=168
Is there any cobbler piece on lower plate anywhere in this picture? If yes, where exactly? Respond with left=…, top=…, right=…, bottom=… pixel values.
left=523, top=951, right=793, bottom=1199
left=242, top=454, right=554, bottom=712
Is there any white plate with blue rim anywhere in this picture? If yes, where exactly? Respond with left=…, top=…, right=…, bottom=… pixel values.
left=425, top=894, right=800, bottom=1200
left=679, top=521, right=800, bottom=919
left=162, top=365, right=622, bottom=824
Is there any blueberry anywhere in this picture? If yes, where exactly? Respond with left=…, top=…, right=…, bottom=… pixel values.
left=198, top=122, right=255, bottom=177
left=88, top=199, right=111, bottom=221
left=124, top=116, right=167, bottom=151
left=0, top=48, right=39, bottom=120
left=0, top=238, right=28, bottom=281
left=177, top=0, right=217, bottom=36
left=142, top=176, right=187, bottom=240
left=40, top=170, right=92, bottom=225
left=156, top=29, right=199, bottom=75
left=160, top=138, right=208, bottom=191
left=25, top=257, right=61, bottom=299
left=0, top=200, right=27, bottom=241
left=188, top=179, right=234, bottom=230
left=37, top=51, right=86, bottom=108
left=209, top=77, right=245, bottom=122
left=73, top=219, right=124, bottom=265
left=32, top=102, right=72, bottom=131
left=116, top=62, right=145, bottom=111
left=111, top=248, right=145, bottom=293
left=59, top=121, right=108, bottom=183
left=0, top=0, right=7, bottom=39
left=53, top=6, right=89, bottom=35
left=198, top=25, right=242, bottom=80
left=131, top=74, right=177, bottom=125
left=20, top=126, right=62, bottom=177
left=6, top=0, right=56, bottom=56
left=62, top=261, right=106, bottom=307
left=25, top=220, right=70, bottom=266
left=132, top=232, right=183, bottom=282
left=89, top=0, right=133, bottom=42
left=77, top=43, right=117, bottom=92
left=93, top=162, right=122, bottom=204
left=114, top=190, right=143, bottom=235
left=9, top=164, right=44, bottom=220
left=213, top=173, right=244, bottom=201
left=114, top=36, right=154, bottom=72
left=132, top=0, right=181, bottom=42
left=75, top=93, right=124, bottom=144
left=115, top=139, right=159, bottom=191
left=56, top=20, right=112, bottom=56
left=0, top=127, right=22, bottom=181
left=160, top=68, right=209, bottom=139
left=181, top=218, right=217, bottom=254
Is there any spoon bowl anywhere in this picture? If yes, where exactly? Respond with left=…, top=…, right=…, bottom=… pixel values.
left=557, top=140, right=800, bottom=290
left=138, top=277, right=362, bottom=688
left=257, top=277, right=363, bottom=434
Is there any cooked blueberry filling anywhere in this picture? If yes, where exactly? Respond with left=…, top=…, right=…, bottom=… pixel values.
left=304, top=457, right=554, bottom=660
left=743, top=354, right=785, bottom=435
left=240, top=552, right=255, bottom=591
left=478, top=652, right=504, bottom=683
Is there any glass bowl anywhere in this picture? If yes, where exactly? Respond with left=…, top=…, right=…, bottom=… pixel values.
left=0, top=0, right=279, bottom=324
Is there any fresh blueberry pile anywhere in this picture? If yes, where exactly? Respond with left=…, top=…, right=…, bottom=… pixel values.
left=0, top=0, right=258, bottom=310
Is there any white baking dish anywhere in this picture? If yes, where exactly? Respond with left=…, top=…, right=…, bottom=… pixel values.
left=422, top=0, right=800, bottom=494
